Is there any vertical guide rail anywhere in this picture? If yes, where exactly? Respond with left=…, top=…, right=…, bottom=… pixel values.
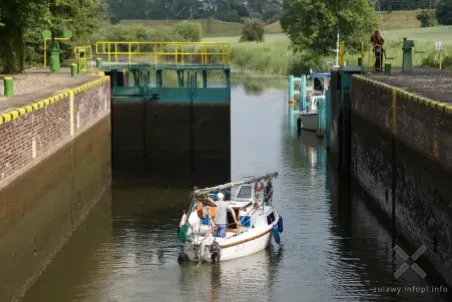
left=288, top=75, right=294, bottom=103
left=301, top=75, right=307, bottom=111
left=317, top=96, right=326, bottom=137
left=189, top=73, right=196, bottom=173
left=325, top=90, right=331, bottom=146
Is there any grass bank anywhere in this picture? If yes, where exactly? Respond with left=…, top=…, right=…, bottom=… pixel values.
left=120, top=10, right=421, bottom=38
left=224, top=26, right=452, bottom=75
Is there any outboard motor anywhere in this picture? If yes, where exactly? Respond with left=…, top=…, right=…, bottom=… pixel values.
left=210, top=242, right=221, bottom=264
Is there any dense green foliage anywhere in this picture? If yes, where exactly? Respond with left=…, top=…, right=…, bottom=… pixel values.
left=416, top=9, right=438, bottom=27
left=436, top=0, right=452, bottom=24
left=107, top=0, right=283, bottom=24
left=172, top=21, right=203, bottom=41
left=240, top=19, right=265, bottom=42
left=280, top=0, right=377, bottom=55
left=0, top=0, right=106, bottom=73
left=95, top=22, right=203, bottom=42
left=378, top=0, right=434, bottom=11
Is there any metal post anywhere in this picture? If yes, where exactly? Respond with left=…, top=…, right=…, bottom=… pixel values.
left=96, top=58, right=102, bottom=69
left=402, top=38, right=415, bottom=73
left=301, top=75, right=307, bottom=112
left=202, top=70, right=207, bottom=88
left=3, top=77, right=13, bottom=96
left=361, top=42, right=365, bottom=66
left=156, top=70, right=163, bottom=88
left=339, top=42, right=345, bottom=66
left=325, top=90, right=331, bottom=147
left=71, top=63, right=77, bottom=77
left=49, top=38, right=61, bottom=73
left=288, top=75, right=294, bottom=103
left=177, top=70, right=184, bottom=87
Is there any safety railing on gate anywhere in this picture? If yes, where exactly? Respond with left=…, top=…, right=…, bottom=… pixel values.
left=74, top=46, right=93, bottom=73
left=94, top=41, right=231, bottom=66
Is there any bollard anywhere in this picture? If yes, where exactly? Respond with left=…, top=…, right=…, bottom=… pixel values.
left=3, top=77, right=13, bottom=96
left=71, top=63, right=78, bottom=77
left=385, top=63, right=391, bottom=76
left=96, top=58, right=102, bottom=69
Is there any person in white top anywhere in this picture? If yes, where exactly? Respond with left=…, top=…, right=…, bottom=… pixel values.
left=213, top=192, right=240, bottom=238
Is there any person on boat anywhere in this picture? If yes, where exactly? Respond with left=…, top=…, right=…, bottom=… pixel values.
left=196, top=196, right=217, bottom=229
left=371, top=30, right=385, bottom=72
left=213, top=192, right=240, bottom=238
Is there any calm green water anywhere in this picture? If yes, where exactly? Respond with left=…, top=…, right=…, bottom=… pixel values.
left=22, top=81, right=450, bottom=302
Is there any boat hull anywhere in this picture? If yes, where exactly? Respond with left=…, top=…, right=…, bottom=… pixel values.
left=184, top=228, right=273, bottom=263
left=300, top=112, right=317, bottom=131
left=183, top=206, right=280, bottom=263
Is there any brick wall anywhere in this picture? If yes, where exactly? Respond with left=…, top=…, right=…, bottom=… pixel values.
left=0, top=77, right=111, bottom=301
left=0, top=77, right=110, bottom=188
left=350, top=75, right=452, bottom=286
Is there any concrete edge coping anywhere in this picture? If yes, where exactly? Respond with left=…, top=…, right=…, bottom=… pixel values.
left=0, top=75, right=110, bottom=126
left=352, top=74, right=452, bottom=115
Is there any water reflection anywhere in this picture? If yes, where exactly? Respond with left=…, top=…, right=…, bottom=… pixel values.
left=178, top=246, right=282, bottom=302
left=21, top=79, right=452, bottom=302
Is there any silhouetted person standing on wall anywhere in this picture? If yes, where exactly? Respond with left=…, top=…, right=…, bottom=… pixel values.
left=371, top=30, right=385, bottom=72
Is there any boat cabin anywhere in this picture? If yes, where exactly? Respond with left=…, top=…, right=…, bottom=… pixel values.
left=309, top=72, right=331, bottom=95
left=225, top=184, right=262, bottom=233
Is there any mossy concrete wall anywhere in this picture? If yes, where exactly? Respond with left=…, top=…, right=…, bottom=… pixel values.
left=112, top=101, right=230, bottom=187
left=349, top=74, right=452, bottom=286
left=0, top=77, right=111, bottom=301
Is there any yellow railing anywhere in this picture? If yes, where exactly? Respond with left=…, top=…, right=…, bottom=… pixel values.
left=74, top=46, right=93, bottom=73
left=94, top=41, right=231, bottom=66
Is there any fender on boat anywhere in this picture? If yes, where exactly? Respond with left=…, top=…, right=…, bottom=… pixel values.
left=278, top=216, right=283, bottom=233
left=179, top=213, right=187, bottom=227
left=272, top=225, right=281, bottom=244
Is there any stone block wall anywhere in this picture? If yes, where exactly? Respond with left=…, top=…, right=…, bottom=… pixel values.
left=350, top=75, right=452, bottom=286
left=0, top=77, right=112, bottom=301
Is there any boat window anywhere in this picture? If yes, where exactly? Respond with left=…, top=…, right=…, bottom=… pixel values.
left=314, top=77, right=324, bottom=91
left=236, top=185, right=252, bottom=199
left=267, top=212, right=275, bottom=225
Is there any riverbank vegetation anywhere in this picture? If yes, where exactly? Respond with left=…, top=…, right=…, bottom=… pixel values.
left=1, top=0, right=451, bottom=74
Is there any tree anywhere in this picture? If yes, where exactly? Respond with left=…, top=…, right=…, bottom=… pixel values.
left=280, top=0, right=377, bottom=56
left=240, top=18, right=265, bottom=42
left=0, top=0, right=106, bottom=73
left=436, top=0, right=452, bottom=25
left=416, top=8, right=438, bottom=27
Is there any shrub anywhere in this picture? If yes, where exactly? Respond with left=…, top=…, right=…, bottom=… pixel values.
left=240, top=18, right=265, bottom=42
left=421, top=54, right=452, bottom=69
left=416, top=9, right=438, bottom=27
left=172, top=21, right=203, bottom=42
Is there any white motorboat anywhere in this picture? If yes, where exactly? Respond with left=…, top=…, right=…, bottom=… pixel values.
left=299, top=72, right=330, bottom=134
left=178, top=172, right=282, bottom=264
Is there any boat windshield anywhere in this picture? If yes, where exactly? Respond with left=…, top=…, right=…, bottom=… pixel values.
left=236, top=185, right=252, bottom=199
